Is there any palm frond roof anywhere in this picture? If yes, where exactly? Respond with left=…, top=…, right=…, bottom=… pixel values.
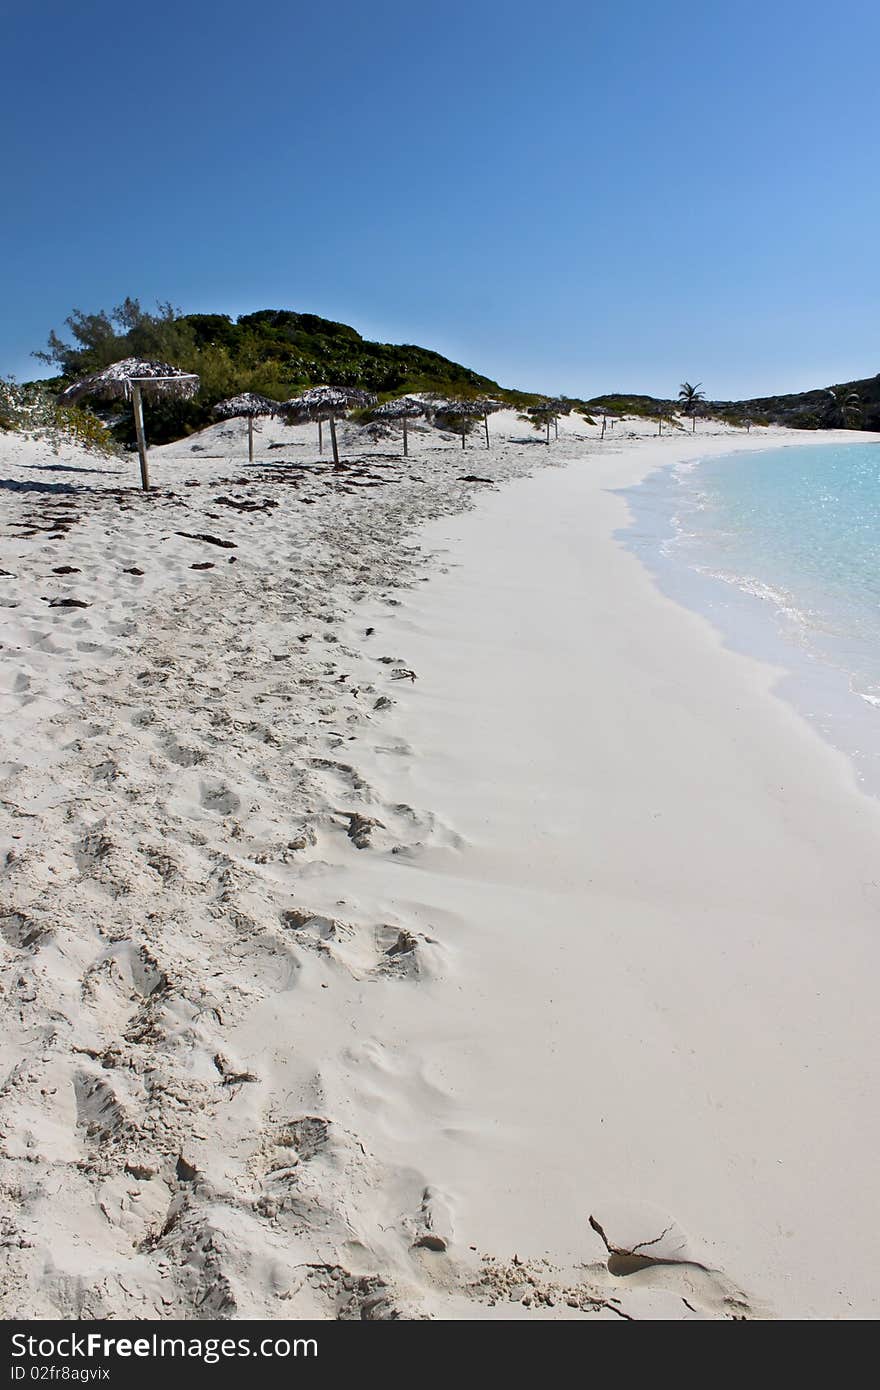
left=212, top=392, right=284, bottom=419
left=283, top=384, right=377, bottom=419
left=59, top=357, right=200, bottom=404
left=433, top=396, right=504, bottom=417
left=527, top=397, right=572, bottom=417
left=372, top=395, right=428, bottom=420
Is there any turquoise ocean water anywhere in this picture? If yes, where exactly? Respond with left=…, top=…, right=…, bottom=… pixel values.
left=622, top=440, right=880, bottom=792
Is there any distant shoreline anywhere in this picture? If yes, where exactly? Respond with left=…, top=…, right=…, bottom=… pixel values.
left=621, top=437, right=880, bottom=798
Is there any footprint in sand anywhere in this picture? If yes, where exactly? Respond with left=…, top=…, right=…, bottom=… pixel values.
left=73, top=1070, right=129, bottom=1146
left=280, top=907, right=340, bottom=944
left=162, top=736, right=205, bottom=767
left=82, top=941, right=168, bottom=1012
left=224, top=933, right=301, bottom=994
left=373, top=924, right=443, bottom=981
left=373, top=740, right=412, bottom=756
left=310, top=756, right=372, bottom=798
left=199, top=780, right=241, bottom=815
left=74, top=829, right=116, bottom=874
left=0, top=909, right=52, bottom=951
left=252, top=1116, right=331, bottom=1195
left=281, top=1116, right=330, bottom=1161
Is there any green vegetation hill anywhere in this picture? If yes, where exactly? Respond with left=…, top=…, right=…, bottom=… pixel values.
left=21, top=298, right=880, bottom=444
left=586, top=378, right=880, bottom=431
left=31, top=299, right=521, bottom=445
left=710, top=375, right=880, bottom=431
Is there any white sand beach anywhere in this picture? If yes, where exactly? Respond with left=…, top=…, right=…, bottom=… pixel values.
left=2, top=411, right=879, bottom=1320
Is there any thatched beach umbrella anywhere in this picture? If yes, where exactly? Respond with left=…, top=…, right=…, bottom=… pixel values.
left=284, top=385, right=377, bottom=464
left=473, top=397, right=504, bottom=448
left=586, top=405, right=620, bottom=438
left=435, top=397, right=504, bottom=450
left=212, top=392, right=284, bottom=462
left=371, top=396, right=427, bottom=456
left=59, top=357, right=199, bottom=490
left=528, top=398, right=572, bottom=444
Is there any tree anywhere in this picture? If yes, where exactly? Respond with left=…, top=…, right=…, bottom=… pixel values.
left=678, top=380, right=707, bottom=432
left=34, top=299, right=193, bottom=379
left=825, top=387, right=862, bottom=428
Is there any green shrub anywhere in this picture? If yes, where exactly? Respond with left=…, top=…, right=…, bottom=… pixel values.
left=0, top=378, right=119, bottom=455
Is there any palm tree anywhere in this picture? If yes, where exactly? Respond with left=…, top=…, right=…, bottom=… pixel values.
left=678, top=381, right=707, bottom=432
left=825, top=387, right=862, bottom=429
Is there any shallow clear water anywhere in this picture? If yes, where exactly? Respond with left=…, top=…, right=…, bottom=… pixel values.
left=621, top=440, right=880, bottom=792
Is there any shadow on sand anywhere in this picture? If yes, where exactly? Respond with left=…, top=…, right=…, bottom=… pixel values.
left=19, top=463, right=124, bottom=477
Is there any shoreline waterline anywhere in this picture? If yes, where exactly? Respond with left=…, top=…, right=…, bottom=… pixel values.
left=618, top=437, right=880, bottom=797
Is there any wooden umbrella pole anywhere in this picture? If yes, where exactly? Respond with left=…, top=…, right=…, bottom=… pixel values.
left=131, top=383, right=150, bottom=491
left=484, top=412, right=490, bottom=448
left=461, top=422, right=466, bottom=450
left=546, top=419, right=550, bottom=445
left=248, top=416, right=254, bottom=462
left=329, top=414, right=340, bottom=465
left=403, top=414, right=408, bottom=457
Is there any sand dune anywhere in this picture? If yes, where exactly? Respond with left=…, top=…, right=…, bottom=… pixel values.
left=1, top=411, right=876, bottom=1319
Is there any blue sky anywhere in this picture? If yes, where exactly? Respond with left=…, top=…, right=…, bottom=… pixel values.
left=2, top=0, right=877, bottom=398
